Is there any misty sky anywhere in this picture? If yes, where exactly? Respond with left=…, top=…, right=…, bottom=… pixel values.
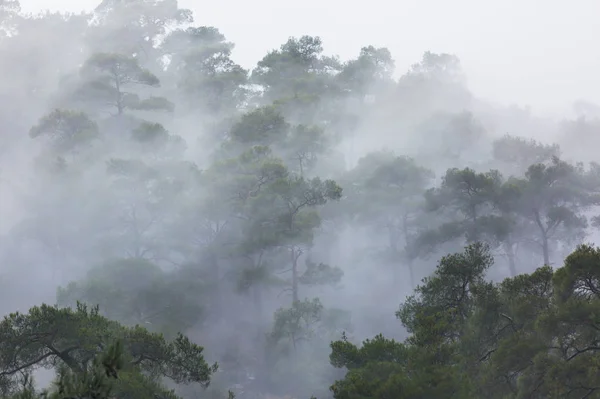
left=21, top=0, right=600, bottom=115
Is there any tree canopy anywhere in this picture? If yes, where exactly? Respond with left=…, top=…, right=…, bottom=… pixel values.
left=327, top=243, right=600, bottom=399
left=2, top=1, right=600, bottom=398
left=0, top=303, right=216, bottom=398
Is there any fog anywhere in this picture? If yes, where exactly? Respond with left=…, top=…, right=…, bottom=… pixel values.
left=20, top=0, right=600, bottom=114
left=2, top=1, right=600, bottom=398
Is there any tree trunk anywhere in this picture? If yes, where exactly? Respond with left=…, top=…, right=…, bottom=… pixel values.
left=542, top=234, right=550, bottom=266
left=533, top=210, right=551, bottom=266
left=253, top=283, right=263, bottom=322
left=298, top=156, right=304, bottom=178
left=387, top=223, right=402, bottom=287
left=115, top=75, right=124, bottom=115
left=407, top=259, right=415, bottom=289
left=401, top=213, right=415, bottom=289
left=291, top=247, right=299, bottom=303
left=503, top=241, right=517, bottom=277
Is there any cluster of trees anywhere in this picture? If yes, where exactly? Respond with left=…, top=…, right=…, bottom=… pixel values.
left=328, top=242, right=600, bottom=399
left=2, top=0, right=600, bottom=398
left=341, top=144, right=600, bottom=284
left=0, top=303, right=217, bottom=399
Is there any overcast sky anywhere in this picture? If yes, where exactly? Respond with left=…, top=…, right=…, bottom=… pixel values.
left=21, top=0, right=600, bottom=115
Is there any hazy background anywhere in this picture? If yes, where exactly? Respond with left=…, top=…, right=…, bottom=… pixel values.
left=21, top=0, right=600, bottom=116
left=3, top=1, right=600, bottom=397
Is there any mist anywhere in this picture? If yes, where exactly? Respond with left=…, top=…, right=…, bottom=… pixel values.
left=2, top=1, right=600, bottom=398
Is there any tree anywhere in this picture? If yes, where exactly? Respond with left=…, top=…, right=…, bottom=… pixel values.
left=233, top=171, right=343, bottom=304
left=129, top=121, right=187, bottom=159
left=328, top=243, right=493, bottom=399
left=465, top=245, right=600, bottom=398
left=417, top=167, right=508, bottom=255
left=228, top=105, right=290, bottom=147
left=558, top=115, right=600, bottom=162
left=395, top=52, right=472, bottom=120
left=0, top=10, right=89, bottom=134
left=327, top=242, right=600, bottom=399
left=269, top=298, right=324, bottom=353
left=161, top=26, right=248, bottom=116
left=413, top=111, right=487, bottom=171
left=282, top=124, right=329, bottom=177
left=225, top=107, right=331, bottom=177
left=262, top=175, right=343, bottom=303
left=205, top=145, right=289, bottom=320
left=7, top=109, right=110, bottom=284
left=491, top=134, right=561, bottom=175
left=97, top=156, right=190, bottom=260
left=338, top=45, right=395, bottom=98
left=329, top=334, right=418, bottom=399
left=251, top=35, right=343, bottom=124
left=10, top=340, right=128, bottom=399
left=88, top=0, right=193, bottom=64
left=267, top=299, right=352, bottom=399
left=14, top=11, right=600, bottom=399
left=206, top=144, right=342, bottom=321
left=511, top=157, right=597, bottom=265
left=29, top=109, right=99, bottom=155
left=343, top=151, right=434, bottom=288
left=490, top=177, right=530, bottom=276
left=419, top=157, right=599, bottom=277
left=75, top=52, right=173, bottom=116
left=57, top=258, right=205, bottom=338
left=0, top=303, right=217, bottom=397
left=252, top=36, right=333, bottom=101
left=7, top=340, right=193, bottom=399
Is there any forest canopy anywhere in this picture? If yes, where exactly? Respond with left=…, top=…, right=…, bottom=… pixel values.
left=2, top=0, right=600, bottom=398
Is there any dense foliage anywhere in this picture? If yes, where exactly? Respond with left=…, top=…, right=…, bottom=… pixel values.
left=2, top=1, right=600, bottom=398
left=328, top=243, right=600, bottom=399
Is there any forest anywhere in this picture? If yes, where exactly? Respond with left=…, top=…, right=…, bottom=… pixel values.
left=2, top=0, right=600, bottom=398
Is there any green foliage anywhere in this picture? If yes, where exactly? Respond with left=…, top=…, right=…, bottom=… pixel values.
left=29, top=109, right=99, bottom=153
left=299, top=260, right=344, bottom=286
left=41, top=340, right=125, bottom=399
left=162, top=26, right=248, bottom=114
left=208, top=144, right=343, bottom=303
left=251, top=35, right=345, bottom=125
left=229, top=105, right=290, bottom=146
left=338, top=46, right=395, bottom=95
left=269, top=298, right=324, bottom=351
left=57, top=258, right=205, bottom=338
left=131, top=121, right=170, bottom=144
left=134, top=96, right=175, bottom=112
left=342, top=151, right=435, bottom=286
left=7, top=340, right=184, bottom=399
left=511, top=156, right=598, bottom=265
left=417, top=167, right=507, bottom=255
left=129, top=121, right=186, bottom=157
left=0, top=303, right=217, bottom=397
left=252, top=36, right=336, bottom=101
left=492, top=134, right=561, bottom=172
left=398, top=243, right=493, bottom=345
left=415, top=156, right=600, bottom=275
left=90, top=0, right=193, bottom=59
left=284, top=124, right=329, bottom=176
left=99, top=155, right=191, bottom=259
left=267, top=299, right=353, bottom=399
left=7, top=4, right=600, bottom=399
left=82, top=53, right=160, bottom=86
left=76, top=52, right=171, bottom=115
left=328, top=243, right=600, bottom=399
